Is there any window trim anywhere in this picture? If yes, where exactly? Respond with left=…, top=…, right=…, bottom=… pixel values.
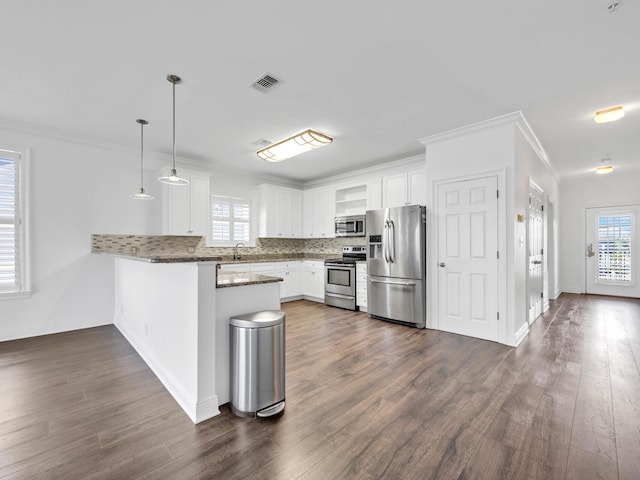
left=210, top=194, right=252, bottom=247
left=0, top=146, right=30, bottom=298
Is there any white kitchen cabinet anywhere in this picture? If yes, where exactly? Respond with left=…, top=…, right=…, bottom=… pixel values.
left=163, top=171, right=211, bottom=242
left=274, top=261, right=302, bottom=300
left=219, top=263, right=251, bottom=272
left=302, top=260, right=325, bottom=301
left=367, top=179, right=382, bottom=211
left=382, top=170, right=426, bottom=208
left=303, top=187, right=335, bottom=238
left=250, top=262, right=275, bottom=275
left=258, top=184, right=303, bottom=238
left=356, top=262, right=368, bottom=312
left=335, top=184, right=368, bottom=216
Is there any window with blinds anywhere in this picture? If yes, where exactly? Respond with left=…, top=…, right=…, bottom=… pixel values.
left=211, top=195, right=251, bottom=245
left=597, top=213, right=632, bottom=283
left=0, top=149, right=24, bottom=293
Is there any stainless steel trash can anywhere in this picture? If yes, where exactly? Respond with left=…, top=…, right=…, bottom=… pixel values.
left=230, top=310, right=285, bottom=418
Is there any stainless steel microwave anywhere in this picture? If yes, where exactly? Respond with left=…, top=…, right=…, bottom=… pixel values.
left=334, top=215, right=366, bottom=237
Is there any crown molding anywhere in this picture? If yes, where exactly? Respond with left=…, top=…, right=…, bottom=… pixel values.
left=419, top=111, right=558, bottom=179
left=303, top=152, right=425, bottom=188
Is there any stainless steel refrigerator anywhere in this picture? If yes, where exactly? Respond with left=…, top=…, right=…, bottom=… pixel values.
left=366, top=205, right=426, bottom=328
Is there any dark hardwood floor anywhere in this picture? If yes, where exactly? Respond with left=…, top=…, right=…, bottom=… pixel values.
left=1, top=293, right=639, bottom=479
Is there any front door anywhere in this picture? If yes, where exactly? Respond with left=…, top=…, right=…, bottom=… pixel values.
left=437, top=176, right=499, bottom=342
left=586, top=205, right=640, bottom=298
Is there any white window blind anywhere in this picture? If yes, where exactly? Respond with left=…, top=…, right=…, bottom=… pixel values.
left=597, top=213, right=632, bottom=283
left=0, top=150, right=22, bottom=293
left=211, top=195, right=251, bottom=245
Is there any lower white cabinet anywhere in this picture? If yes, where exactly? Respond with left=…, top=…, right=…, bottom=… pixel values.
left=302, top=260, right=325, bottom=302
left=274, top=261, right=302, bottom=300
left=356, top=262, right=367, bottom=312
left=220, top=260, right=328, bottom=302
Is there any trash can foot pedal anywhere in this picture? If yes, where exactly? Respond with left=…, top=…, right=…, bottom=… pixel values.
left=257, top=400, right=285, bottom=417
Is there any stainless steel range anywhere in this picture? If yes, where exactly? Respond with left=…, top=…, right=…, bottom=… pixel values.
left=324, top=245, right=366, bottom=311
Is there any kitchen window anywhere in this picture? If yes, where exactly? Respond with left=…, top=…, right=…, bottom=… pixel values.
left=0, top=147, right=29, bottom=296
left=211, top=195, right=251, bottom=246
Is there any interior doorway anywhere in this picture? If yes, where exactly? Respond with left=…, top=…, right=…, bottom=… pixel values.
left=585, top=205, right=640, bottom=298
left=528, top=182, right=544, bottom=325
left=436, top=175, right=499, bottom=342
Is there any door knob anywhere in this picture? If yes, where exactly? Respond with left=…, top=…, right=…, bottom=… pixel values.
left=439, top=262, right=446, bottom=267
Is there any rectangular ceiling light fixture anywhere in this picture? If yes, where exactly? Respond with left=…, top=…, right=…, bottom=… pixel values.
left=257, top=129, right=333, bottom=162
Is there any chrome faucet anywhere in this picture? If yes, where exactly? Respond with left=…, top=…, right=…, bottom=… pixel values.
left=233, top=242, right=245, bottom=260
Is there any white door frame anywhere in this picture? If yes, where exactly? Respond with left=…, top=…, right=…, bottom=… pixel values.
left=585, top=204, right=640, bottom=298
left=528, top=180, right=545, bottom=325
left=430, top=168, right=507, bottom=345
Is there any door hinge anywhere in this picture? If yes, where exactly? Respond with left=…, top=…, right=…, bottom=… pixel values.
left=529, top=197, right=532, bottom=204
left=541, top=205, right=544, bottom=211
left=496, top=190, right=499, bottom=199
left=541, top=248, right=543, bottom=255
left=497, top=312, right=500, bottom=320
left=540, top=292, right=544, bottom=298
left=497, top=251, right=500, bottom=259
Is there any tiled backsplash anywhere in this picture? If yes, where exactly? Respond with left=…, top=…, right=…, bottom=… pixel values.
left=92, top=234, right=367, bottom=259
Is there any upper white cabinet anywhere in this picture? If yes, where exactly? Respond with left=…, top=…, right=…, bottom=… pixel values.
left=258, top=184, right=303, bottom=238
left=382, top=170, right=426, bottom=208
left=367, top=179, right=382, bottom=211
left=163, top=171, right=211, bottom=242
left=303, top=187, right=335, bottom=238
left=335, top=184, right=367, bottom=216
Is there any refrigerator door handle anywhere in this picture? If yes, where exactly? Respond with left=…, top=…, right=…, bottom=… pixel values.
left=370, top=279, right=417, bottom=286
left=383, top=221, right=389, bottom=262
left=388, top=219, right=395, bottom=263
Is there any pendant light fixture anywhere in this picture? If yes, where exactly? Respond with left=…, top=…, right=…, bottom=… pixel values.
left=132, top=119, right=153, bottom=199
left=158, top=74, right=189, bottom=185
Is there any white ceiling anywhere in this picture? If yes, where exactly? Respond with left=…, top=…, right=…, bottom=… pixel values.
left=2, top=0, right=639, bottom=182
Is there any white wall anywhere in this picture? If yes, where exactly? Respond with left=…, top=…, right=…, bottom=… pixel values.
left=0, top=127, right=165, bottom=341
left=559, top=171, right=640, bottom=294
left=513, top=127, right=559, bottom=333
left=421, top=112, right=559, bottom=346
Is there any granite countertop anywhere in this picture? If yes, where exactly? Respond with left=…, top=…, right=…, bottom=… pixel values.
left=108, top=253, right=223, bottom=263
left=216, top=271, right=283, bottom=288
left=218, top=255, right=333, bottom=265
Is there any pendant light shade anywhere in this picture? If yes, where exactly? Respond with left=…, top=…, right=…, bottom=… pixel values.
left=132, top=119, right=153, bottom=200
left=158, top=74, right=189, bottom=185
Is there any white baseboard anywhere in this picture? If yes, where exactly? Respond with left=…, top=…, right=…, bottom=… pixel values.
left=511, top=322, right=530, bottom=347
left=115, top=319, right=220, bottom=424
left=301, top=295, right=324, bottom=303
left=0, top=315, right=112, bottom=342
left=559, top=285, right=584, bottom=295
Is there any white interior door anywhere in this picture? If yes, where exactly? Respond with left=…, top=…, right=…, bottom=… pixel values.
left=586, top=205, right=640, bottom=298
left=528, top=185, right=544, bottom=324
left=437, top=176, right=499, bottom=342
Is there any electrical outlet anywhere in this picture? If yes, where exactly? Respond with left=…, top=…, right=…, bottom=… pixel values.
left=187, top=247, right=195, bottom=254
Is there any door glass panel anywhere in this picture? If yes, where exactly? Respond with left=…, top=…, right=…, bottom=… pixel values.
left=328, top=269, right=351, bottom=287
left=597, top=213, right=632, bottom=283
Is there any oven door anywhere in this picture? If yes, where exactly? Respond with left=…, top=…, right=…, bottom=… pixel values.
left=324, top=263, right=355, bottom=296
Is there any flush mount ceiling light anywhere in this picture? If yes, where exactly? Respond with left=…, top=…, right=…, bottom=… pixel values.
left=596, top=165, right=614, bottom=174
left=594, top=105, right=625, bottom=123
left=132, top=119, right=153, bottom=200
left=158, top=74, right=189, bottom=185
left=257, top=129, right=333, bottom=162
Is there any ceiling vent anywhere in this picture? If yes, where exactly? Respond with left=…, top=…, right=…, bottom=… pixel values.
left=250, top=73, right=280, bottom=93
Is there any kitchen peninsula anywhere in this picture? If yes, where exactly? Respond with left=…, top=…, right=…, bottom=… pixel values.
left=93, top=235, right=282, bottom=424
